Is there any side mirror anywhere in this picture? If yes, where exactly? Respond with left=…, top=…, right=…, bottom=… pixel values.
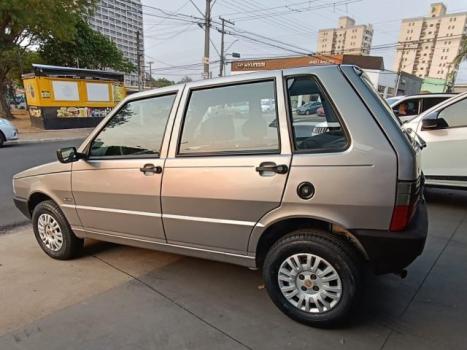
left=56, top=147, right=84, bottom=163
left=421, top=111, right=448, bottom=131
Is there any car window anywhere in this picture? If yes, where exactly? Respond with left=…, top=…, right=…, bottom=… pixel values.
left=286, top=76, right=348, bottom=152
left=178, top=80, right=279, bottom=155
left=421, top=97, right=449, bottom=112
left=397, top=98, right=420, bottom=116
left=89, top=94, right=176, bottom=158
left=438, top=97, right=467, bottom=128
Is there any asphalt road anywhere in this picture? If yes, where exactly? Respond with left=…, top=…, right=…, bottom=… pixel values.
left=0, top=140, right=83, bottom=231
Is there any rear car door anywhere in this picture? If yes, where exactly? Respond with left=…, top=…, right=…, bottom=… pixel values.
left=417, top=96, right=467, bottom=187
left=161, top=73, right=291, bottom=254
left=70, top=89, right=180, bottom=241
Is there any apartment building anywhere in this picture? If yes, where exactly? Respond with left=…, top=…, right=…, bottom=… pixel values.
left=88, top=0, right=144, bottom=87
left=317, top=16, right=373, bottom=55
left=393, top=3, right=467, bottom=81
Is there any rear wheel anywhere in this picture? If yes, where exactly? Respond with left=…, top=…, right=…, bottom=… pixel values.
left=263, top=230, right=362, bottom=328
left=0, top=132, right=5, bottom=147
left=32, top=200, right=83, bottom=260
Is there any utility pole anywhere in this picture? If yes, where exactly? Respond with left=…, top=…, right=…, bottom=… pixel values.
left=219, top=17, right=234, bottom=77
left=394, top=42, right=407, bottom=96
left=203, top=0, right=211, bottom=79
left=148, top=61, right=154, bottom=86
left=136, top=31, right=142, bottom=91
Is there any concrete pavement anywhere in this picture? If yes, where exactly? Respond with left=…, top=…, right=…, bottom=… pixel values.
left=0, top=188, right=466, bottom=349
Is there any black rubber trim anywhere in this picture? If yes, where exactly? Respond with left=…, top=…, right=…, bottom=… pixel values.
left=425, top=175, right=467, bottom=182
left=13, top=197, right=31, bottom=219
left=350, top=201, right=428, bottom=274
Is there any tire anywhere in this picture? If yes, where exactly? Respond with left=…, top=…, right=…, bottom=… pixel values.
left=262, top=230, right=362, bottom=328
left=305, top=110, right=311, bottom=115
left=32, top=200, right=83, bottom=260
left=0, top=132, right=5, bottom=147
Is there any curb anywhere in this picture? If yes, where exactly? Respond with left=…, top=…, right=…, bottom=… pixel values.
left=7, top=137, right=86, bottom=145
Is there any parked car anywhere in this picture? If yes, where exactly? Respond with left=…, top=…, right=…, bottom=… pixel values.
left=387, top=93, right=455, bottom=123
left=12, top=66, right=427, bottom=327
left=296, top=101, right=322, bottom=115
left=404, top=92, right=467, bottom=190
left=0, top=118, right=18, bottom=147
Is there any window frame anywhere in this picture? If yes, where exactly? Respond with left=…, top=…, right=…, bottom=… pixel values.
left=437, top=97, right=467, bottom=129
left=175, top=78, right=282, bottom=158
left=85, top=92, right=178, bottom=160
left=283, top=74, right=351, bottom=154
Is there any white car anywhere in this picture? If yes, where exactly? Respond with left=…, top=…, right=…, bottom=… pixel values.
left=0, top=118, right=18, bottom=147
left=404, top=92, right=467, bottom=189
left=388, top=93, right=455, bottom=124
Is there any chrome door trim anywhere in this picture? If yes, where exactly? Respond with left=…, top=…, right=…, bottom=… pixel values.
left=61, top=204, right=264, bottom=227
left=61, top=204, right=162, bottom=218
left=163, top=213, right=264, bottom=227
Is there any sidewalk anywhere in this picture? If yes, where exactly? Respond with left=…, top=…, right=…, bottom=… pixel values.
left=8, top=109, right=93, bottom=144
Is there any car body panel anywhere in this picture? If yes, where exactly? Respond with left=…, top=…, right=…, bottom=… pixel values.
left=404, top=92, right=467, bottom=189
left=0, top=118, right=18, bottom=141
left=13, top=65, right=424, bottom=270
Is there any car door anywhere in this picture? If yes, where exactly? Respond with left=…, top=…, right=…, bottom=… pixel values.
left=417, top=96, right=467, bottom=186
left=161, top=73, right=291, bottom=254
left=71, top=89, right=180, bottom=241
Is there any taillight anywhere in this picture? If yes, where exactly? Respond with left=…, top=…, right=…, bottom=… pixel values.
left=390, top=180, right=420, bottom=231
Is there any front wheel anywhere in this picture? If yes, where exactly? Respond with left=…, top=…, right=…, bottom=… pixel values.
left=32, top=200, right=83, bottom=260
left=262, top=230, right=362, bottom=327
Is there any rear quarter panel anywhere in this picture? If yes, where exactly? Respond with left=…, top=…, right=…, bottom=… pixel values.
left=248, top=66, right=397, bottom=253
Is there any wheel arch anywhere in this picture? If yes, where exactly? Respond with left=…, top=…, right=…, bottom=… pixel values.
left=28, top=192, right=54, bottom=215
left=253, top=216, right=368, bottom=269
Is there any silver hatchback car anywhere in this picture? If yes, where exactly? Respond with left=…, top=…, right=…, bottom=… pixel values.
left=13, top=65, right=428, bottom=327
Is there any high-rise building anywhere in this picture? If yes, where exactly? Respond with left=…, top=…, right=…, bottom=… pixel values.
left=88, top=0, right=144, bottom=87
left=393, top=3, right=467, bottom=81
left=317, top=16, right=373, bottom=56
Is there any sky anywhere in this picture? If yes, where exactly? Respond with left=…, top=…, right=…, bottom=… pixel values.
left=142, top=0, right=467, bottom=83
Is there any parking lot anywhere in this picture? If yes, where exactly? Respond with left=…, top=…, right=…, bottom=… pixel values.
left=0, top=187, right=465, bottom=349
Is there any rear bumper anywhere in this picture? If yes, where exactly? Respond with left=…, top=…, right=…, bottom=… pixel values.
left=351, top=201, right=428, bottom=274
left=14, top=197, right=30, bottom=219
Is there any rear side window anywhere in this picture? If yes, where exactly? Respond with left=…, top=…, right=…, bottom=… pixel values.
left=421, top=97, right=448, bottom=112
left=178, top=80, right=279, bottom=155
left=286, top=76, right=348, bottom=152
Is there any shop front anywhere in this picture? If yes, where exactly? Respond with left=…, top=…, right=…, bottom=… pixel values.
left=23, top=64, right=126, bottom=130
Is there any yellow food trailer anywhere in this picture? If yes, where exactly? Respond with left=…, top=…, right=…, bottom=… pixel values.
left=22, top=64, right=126, bottom=129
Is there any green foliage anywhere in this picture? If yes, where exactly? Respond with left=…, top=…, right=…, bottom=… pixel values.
left=148, top=77, right=175, bottom=88
left=0, top=0, right=96, bottom=118
left=39, top=19, right=136, bottom=73
left=177, top=76, right=193, bottom=83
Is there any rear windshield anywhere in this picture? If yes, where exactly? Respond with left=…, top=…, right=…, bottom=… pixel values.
left=360, top=73, right=402, bottom=126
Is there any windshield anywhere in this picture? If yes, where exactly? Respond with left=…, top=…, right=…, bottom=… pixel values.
left=386, top=97, right=403, bottom=106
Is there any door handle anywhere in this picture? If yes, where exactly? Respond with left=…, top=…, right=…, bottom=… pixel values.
left=256, top=162, right=288, bottom=175
left=139, top=163, right=162, bottom=174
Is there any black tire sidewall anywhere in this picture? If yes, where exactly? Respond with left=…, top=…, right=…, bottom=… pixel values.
left=32, top=201, right=81, bottom=260
left=263, top=235, right=358, bottom=327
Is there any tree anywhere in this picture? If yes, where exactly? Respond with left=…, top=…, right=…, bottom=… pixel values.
left=0, top=0, right=96, bottom=119
left=147, top=77, right=175, bottom=88
left=177, top=76, right=193, bottom=84
left=447, top=36, right=467, bottom=91
left=39, top=19, right=135, bottom=74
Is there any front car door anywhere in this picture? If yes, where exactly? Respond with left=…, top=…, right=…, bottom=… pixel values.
left=417, top=96, right=467, bottom=188
left=70, top=88, right=181, bottom=241
left=161, top=73, right=291, bottom=255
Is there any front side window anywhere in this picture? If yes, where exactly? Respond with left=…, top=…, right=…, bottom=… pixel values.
left=286, top=76, right=348, bottom=152
left=438, top=98, right=467, bottom=128
left=90, top=94, right=175, bottom=158
left=397, top=99, right=420, bottom=116
left=179, top=80, right=279, bottom=155
left=421, top=97, right=448, bottom=112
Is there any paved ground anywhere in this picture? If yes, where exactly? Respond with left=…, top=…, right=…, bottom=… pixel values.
left=0, top=188, right=466, bottom=349
left=0, top=140, right=83, bottom=231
